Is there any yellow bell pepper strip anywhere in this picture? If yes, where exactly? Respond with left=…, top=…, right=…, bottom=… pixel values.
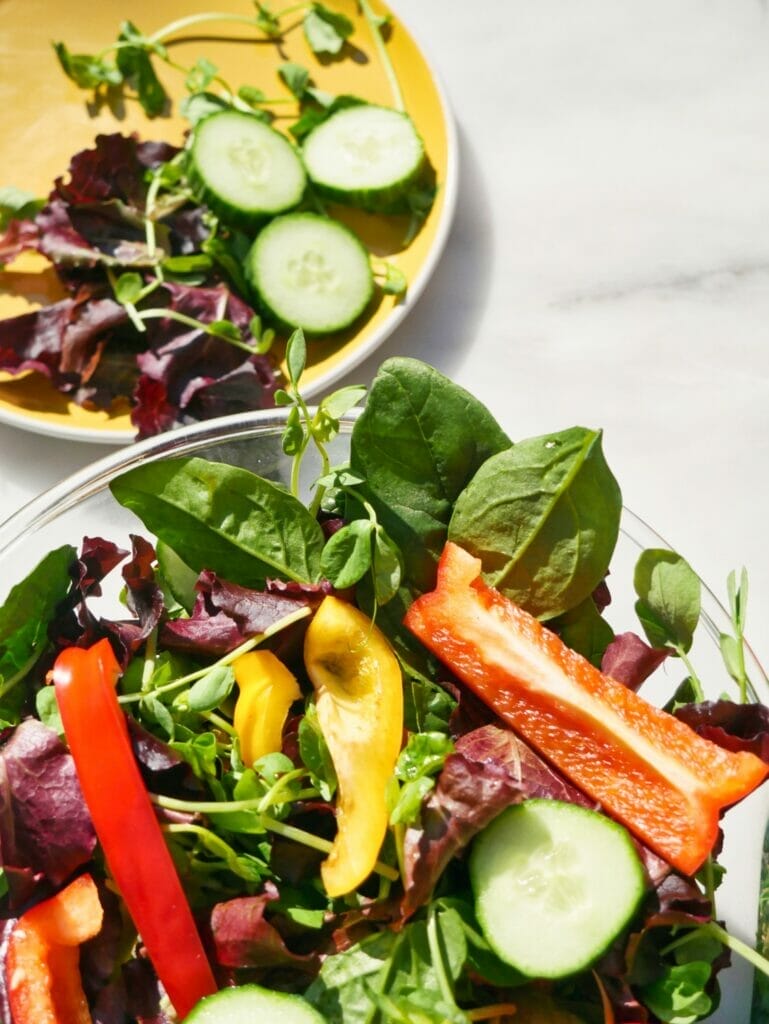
left=304, top=596, right=403, bottom=896
left=232, top=650, right=302, bottom=765
left=5, top=872, right=103, bottom=1024
left=404, top=542, right=769, bottom=876
left=52, top=639, right=218, bottom=1020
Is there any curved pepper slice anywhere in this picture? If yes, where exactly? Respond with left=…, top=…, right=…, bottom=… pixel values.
left=232, top=650, right=301, bottom=765
left=52, top=639, right=218, bottom=1019
left=304, top=596, right=403, bottom=897
left=404, top=542, right=769, bottom=875
left=6, top=873, right=103, bottom=1024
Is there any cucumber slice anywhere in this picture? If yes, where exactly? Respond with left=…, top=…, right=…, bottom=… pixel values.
left=183, top=984, right=326, bottom=1023
left=470, top=800, right=645, bottom=979
left=302, top=104, right=425, bottom=213
left=189, top=110, right=306, bottom=228
left=246, top=212, right=373, bottom=335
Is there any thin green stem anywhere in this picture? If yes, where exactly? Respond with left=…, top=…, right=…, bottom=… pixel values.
left=201, top=709, right=236, bottom=736
left=358, top=0, right=404, bottom=111
left=135, top=308, right=257, bottom=355
left=148, top=12, right=262, bottom=45
left=119, top=606, right=311, bottom=705
left=141, top=629, right=158, bottom=690
left=676, top=647, right=705, bottom=702
left=707, top=921, right=769, bottom=978
left=153, top=794, right=398, bottom=880
left=427, top=906, right=456, bottom=1008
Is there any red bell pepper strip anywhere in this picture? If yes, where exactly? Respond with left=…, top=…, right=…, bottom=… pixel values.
left=6, top=873, right=103, bottom=1024
left=52, top=639, right=218, bottom=1019
left=405, top=542, right=769, bottom=875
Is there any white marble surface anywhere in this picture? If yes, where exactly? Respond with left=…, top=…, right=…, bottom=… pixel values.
left=0, top=0, right=768, bottom=1016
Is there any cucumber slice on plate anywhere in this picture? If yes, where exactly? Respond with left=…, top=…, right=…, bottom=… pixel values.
left=246, top=212, right=374, bottom=334
left=184, top=984, right=326, bottom=1023
left=189, top=110, right=306, bottom=228
left=302, top=104, right=425, bottom=213
left=470, top=799, right=646, bottom=979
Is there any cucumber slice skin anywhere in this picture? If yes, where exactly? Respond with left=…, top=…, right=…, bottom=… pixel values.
left=189, top=111, right=307, bottom=230
left=302, top=105, right=426, bottom=214
left=470, top=799, right=646, bottom=980
left=246, top=212, right=374, bottom=336
left=183, top=983, right=326, bottom=1024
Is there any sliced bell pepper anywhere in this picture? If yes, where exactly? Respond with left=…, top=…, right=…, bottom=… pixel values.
left=232, top=650, right=301, bottom=765
left=304, top=596, right=403, bottom=897
left=404, top=542, right=769, bottom=875
left=5, top=872, right=103, bottom=1024
left=52, top=639, right=218, bottom=1019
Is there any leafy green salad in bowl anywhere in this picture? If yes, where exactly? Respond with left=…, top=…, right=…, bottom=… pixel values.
left=0, top=348, right=768, bottom=1024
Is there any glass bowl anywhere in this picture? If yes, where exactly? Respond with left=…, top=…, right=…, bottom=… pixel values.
left=0, top=408, right=766, bottom=1023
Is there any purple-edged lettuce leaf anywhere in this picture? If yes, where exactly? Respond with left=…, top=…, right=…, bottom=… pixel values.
left=161, top=571, right=324, bottom=657
left=0, top=719, right=96, bottom=889
left=675, top=699, right=769, bottom=762
left=602, top=632, right=670, bottom=691
left=131, top=282, right=277, bottom=438
left=211, top=884, right=320, bottom=972
left=51, top=536, right=128, bottom=649
left=101, top=535, right=164, bottom=663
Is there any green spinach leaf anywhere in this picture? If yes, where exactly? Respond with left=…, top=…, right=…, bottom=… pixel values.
left=0, top=544, right=75, bottom=712
left=110, top=456, right=325, bottom=586
left=350, top=358, right=511, bottom=593
left=449, top=427, right=621, bottom=619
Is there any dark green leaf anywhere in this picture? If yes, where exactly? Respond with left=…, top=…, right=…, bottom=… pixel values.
left=0, top=545, right=75, bottom=687
left=187, top=665, right=235, bottom=712
left=552, top=596, right=614, bottom=667
left=298, top=700, right=337, bottom=801
left=170, top=728, right=219, bottom=778
left=450, top=427, right=621, bottom=619
left=320, top=520, right=373, bottom=588
left=350, top=358, right=511, bottom=593
left=116, top=29, right=168, bottom=118
left=634, top=549, right=701, bottom=653
left=140, top=693, right=176, bottom=739
left=110, top=456, right=325, bottom=586
left=303, top=4, right=354, bottom=55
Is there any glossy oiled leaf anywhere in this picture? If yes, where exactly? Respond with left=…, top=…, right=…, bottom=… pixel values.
left=110, top=457, right=325, bottom=587
left=350, top=358, right=510, bottom=593
left=449, top=427, right=621, bottom=619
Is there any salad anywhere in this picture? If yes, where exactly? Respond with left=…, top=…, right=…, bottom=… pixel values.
left=0, top=351, right=768, bottom=1024
left=0, top=2, right=437, bottom=437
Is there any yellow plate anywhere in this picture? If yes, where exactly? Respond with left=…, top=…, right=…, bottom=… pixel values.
left=0, top=0, right=456, bottom=443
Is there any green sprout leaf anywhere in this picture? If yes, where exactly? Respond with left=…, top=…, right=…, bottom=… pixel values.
left=634, top=549, right=701, bottom=654
left=303, top=4, right=354, bottom=55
